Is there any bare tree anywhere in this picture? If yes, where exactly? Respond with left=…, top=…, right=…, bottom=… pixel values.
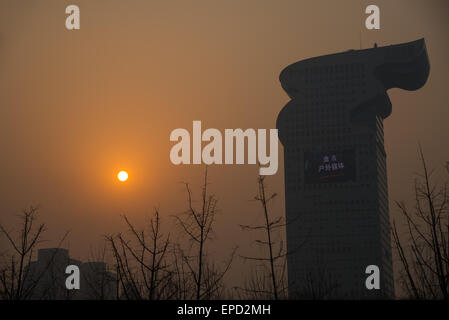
left=106, top=232, right=142, bottom=300
left=174, top=167, right=235, bottom=300
left=170, top=243, right=195, bottom=299
left=0, top=206, right=44, bottom=300
left=0, top=206, right=68, bottom=300
left=80, top=245, right=117, bottom=300
left=106, top=209, right=172, bottom=300
left=392, top=148, right=449, bottom=300
left=237, top=174, right=288, bottom=299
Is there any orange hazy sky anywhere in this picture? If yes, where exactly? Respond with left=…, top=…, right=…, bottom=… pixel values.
left=0, top=0, right=448, bottom=288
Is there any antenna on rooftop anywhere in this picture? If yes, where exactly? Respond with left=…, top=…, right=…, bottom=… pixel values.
left=360, top=0, right=363, bottom=49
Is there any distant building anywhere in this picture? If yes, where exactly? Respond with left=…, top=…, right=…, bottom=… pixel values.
left=24, top=248, right=116, bottom=300
left=277, top=39, right=430, bottom=299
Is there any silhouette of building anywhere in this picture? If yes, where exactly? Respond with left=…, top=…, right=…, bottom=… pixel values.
left=24, top=248, right=116, bottom=300
left=277, top=39, right=430, bottom=299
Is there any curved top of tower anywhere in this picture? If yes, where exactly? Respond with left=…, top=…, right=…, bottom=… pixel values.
left=276, top=39, right=430, bottom=146
left=279, top=38, right=430, bottom=99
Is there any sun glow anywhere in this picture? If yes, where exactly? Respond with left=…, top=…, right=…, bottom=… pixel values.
left=117, top=171, right=128, bottom=182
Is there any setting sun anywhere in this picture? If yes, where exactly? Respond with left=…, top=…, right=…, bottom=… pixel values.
left=117, top=170, right=128, bottom=182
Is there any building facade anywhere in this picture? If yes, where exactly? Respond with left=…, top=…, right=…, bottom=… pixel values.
left=24, top=248, right=117, bottom=300
left=277, top=39, right=430, bottom=299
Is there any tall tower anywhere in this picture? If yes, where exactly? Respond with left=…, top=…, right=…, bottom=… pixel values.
left=277, top=39, right=430, bottom=299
